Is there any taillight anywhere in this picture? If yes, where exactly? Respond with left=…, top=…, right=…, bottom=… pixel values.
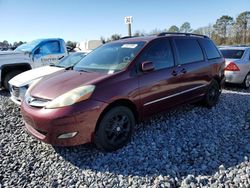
left=224, top=62, right=240, bottom=71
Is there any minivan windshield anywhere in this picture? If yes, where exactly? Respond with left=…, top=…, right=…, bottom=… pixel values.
left=220, top=49, right=245, bottom=59
left=73, top=41, right=145, bottom=73
left=15, top=39, right=42, bottom=52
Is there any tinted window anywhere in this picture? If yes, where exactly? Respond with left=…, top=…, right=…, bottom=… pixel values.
left=175, top=38, right=204, bottom=64
left=220, top=49, right=244, bottom=59
left=138, top=39, right=174, bottom=70
left=74, top=42, right=145, bottom=73
left=40, top=41, right=60, bottom=54
left=199, top=39, right=221, bottom=59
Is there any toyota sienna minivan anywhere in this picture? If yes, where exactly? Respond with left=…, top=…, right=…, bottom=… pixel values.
left=21, top=33, right=225, bottom=151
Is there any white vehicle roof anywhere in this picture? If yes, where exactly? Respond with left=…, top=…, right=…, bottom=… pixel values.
left=219, top=46, right=250, bottom=50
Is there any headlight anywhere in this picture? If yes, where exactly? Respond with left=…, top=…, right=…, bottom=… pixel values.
left=45, top=85, right=95, bottom=109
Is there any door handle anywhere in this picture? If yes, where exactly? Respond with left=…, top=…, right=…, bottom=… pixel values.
left=180, top=68, right=187, bottom=74
left=171, top=70, right=178, bottom=76
left=58, top=56, right=64, bottom=60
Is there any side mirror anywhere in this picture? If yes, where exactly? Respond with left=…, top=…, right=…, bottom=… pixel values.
left=141, top=61, right=155, bottom=72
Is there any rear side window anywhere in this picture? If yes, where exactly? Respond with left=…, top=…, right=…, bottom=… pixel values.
left=138, top=39, right=174, bottom=70
left=220, top=49, right=244, bottom=59
left=175, top=38, right=204, bottom=64
left=199, top=39, right=221, bottom=60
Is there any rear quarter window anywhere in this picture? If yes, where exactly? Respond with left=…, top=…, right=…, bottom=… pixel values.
left=174, top=38, right=204, bottom=65
left=199, top=39, right=221, bottom=60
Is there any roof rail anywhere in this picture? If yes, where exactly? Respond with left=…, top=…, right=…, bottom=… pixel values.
left=120, top=36, right=136, bottom=39
left=157, top=32, right=208, bottom=38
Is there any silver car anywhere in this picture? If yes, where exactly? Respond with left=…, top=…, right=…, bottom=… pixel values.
left=8, top=52, right=86, bottom=105
left=220, top=47, right=250, bottom=88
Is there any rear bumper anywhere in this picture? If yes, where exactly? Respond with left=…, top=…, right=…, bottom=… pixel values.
left=225, top=71, right=246, bottom=84
left=21, top=99, right=108, bottom=146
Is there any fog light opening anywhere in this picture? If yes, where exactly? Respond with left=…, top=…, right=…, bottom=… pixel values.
left=57, top=132, right=78, bottom=139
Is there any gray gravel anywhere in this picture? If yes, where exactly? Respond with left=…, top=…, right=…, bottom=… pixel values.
left=0, top=86, right=250, bottom=188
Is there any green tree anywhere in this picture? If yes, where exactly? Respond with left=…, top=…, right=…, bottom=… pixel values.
left=168, top=25, right=179, bottom=32
left=110, top=34, right=121, bottom=41
left=193, top=24, right=213, bottom=37
left=134, top=30, right=145, bottom=37
left=235, top=11, right=250, bottom=43
left=66, top=41, right=77, bottom=48
left=180, top=22, right=192, bottom=33
left=213, top=15, right=234, bottom=44
left=100, top=36, right=106, bottom=44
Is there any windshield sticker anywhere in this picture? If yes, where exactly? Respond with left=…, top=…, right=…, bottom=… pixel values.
left=121, top=44, right=138, bottom=49
left=108, top=70, right=115, bottom=74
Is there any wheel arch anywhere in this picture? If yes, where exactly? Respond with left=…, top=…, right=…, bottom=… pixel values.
left=212, top=75, right=223, bottom=89
left=94, top=98, right=139, bottom=133
left=1, top=63, right=31, bottom=86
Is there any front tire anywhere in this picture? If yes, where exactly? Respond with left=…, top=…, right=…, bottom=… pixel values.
left=94, top=106, right=135, bottom=152
left=3, top=70, right=22, bottom=91
left=202, top=80, right=221, bottom=108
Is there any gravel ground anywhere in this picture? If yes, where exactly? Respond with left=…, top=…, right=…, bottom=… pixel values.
left=0, top=86, right=250, bottom=188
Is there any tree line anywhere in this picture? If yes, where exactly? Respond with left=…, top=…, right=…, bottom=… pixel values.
left=102, top=11, right=250, bottom=45
left=1, top=11, right=249, bottom=50
left=0, top=41, right=77, bottom=51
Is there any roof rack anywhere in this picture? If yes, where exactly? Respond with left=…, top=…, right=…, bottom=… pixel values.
left=157, top=32, right=208, bottom=38
left=120, top=36, right=136, bottom=39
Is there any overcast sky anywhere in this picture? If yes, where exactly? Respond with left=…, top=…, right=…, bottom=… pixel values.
left=0, top=0, right=249, bottom=43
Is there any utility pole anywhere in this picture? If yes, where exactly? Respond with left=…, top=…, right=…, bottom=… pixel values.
left=124, top=16, right=133, bottom=37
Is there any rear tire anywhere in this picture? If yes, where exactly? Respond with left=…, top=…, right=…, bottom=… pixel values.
left=202, top=80, right=221, bottom=108
left=94, top=106, right=135, bottom=152
left=3, top=70, right=23, bottom=91
left=242, top=73, right=250, bottom=89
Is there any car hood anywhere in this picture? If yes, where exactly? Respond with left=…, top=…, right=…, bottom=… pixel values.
left=30, top=70, right=111, bottom=100
left=0, top=51, right=30, bottom=65
left=9, top=66, right=63, bottom=87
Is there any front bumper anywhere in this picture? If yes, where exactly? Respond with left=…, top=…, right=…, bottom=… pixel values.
left=9, top=84, right=27, bottom=105
left=225, top=71, right=246, bottom=84
left=21, top=99, right=108, bottom=146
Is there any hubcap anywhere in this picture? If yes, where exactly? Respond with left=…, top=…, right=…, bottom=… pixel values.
left=105, top=114, right=130, bottom=145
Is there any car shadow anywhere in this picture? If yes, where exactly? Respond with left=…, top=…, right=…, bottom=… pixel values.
left=0, top=89, right=9, bottom=97
left=54, top=90, right=250, bottom=178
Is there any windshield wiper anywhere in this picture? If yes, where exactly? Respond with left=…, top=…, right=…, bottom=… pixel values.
left=49, top=64, right=64, bottom=68
left=65, top=65, right=74, bottom=70
left=77, top=69, right=90, bottom=73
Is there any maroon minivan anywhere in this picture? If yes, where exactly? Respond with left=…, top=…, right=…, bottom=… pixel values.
left=21, top=33, right=225, bottom=151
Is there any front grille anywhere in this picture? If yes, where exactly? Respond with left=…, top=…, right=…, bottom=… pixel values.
left=26, top=95, right=50, bottom=108
left=11, top=86, right=20, bottom=98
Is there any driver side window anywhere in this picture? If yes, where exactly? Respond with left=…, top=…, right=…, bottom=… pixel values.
left=138, top=39, right=174, bottom=71
left=37, top=41, right=60, bottom=55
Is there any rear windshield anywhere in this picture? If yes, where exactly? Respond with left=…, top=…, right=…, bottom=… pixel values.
left=220, top=49, right=244, bottom=59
